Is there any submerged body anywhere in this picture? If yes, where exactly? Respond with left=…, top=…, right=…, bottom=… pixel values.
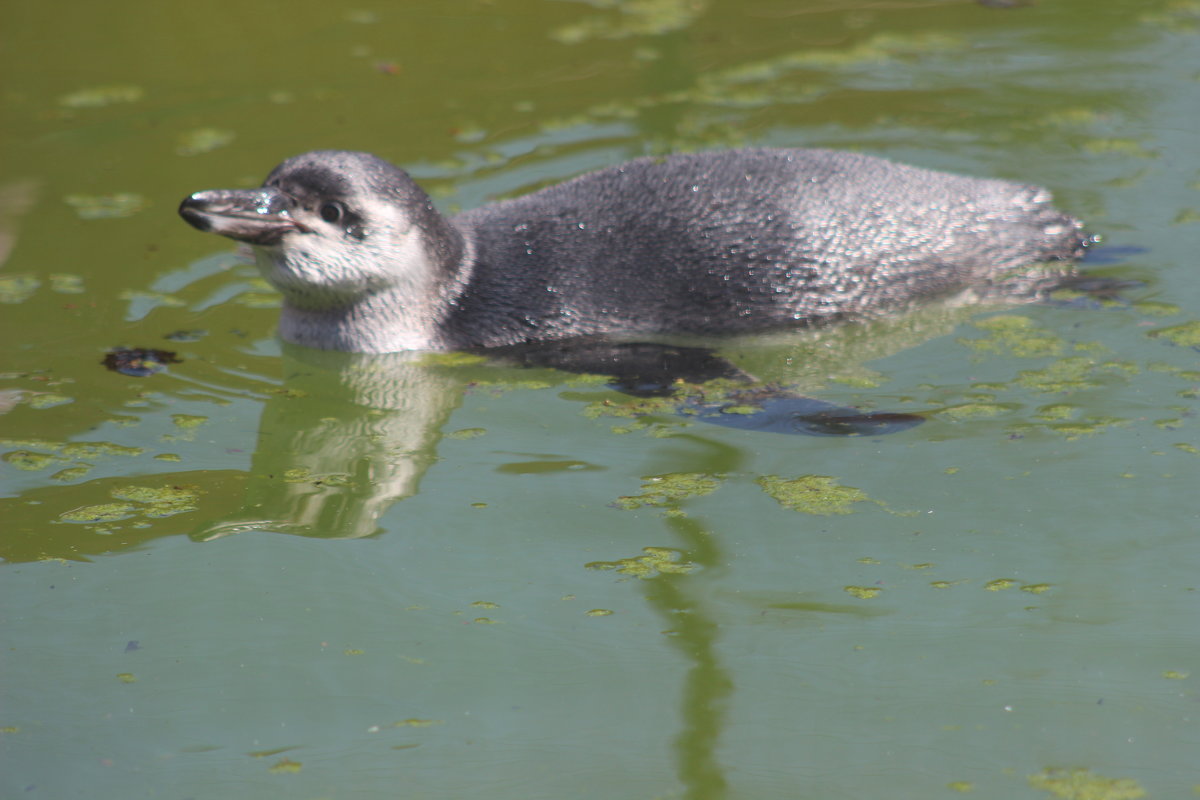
left=179, top=148, right=1087, bottom=353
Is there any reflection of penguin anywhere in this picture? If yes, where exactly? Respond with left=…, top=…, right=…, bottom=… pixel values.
left=180, top=149, right=1087, bottom=353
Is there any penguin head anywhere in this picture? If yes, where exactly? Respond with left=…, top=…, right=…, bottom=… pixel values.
left=180, top=150, right=460, bottom=310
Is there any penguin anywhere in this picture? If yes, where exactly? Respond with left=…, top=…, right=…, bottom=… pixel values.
left=179, top=148, right=1087, bottom=354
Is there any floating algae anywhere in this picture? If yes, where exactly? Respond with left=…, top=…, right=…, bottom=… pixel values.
left=756, top=474, right=878, bottom=516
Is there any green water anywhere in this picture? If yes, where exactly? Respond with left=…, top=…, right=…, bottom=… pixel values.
left=2, top=1, right=1198, bottom=798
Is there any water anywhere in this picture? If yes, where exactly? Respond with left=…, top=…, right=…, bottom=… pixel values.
left=2, top=1, right=1198, bottom=797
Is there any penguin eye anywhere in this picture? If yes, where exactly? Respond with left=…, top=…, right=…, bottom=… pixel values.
left=319, top=202, right=345, bottom=224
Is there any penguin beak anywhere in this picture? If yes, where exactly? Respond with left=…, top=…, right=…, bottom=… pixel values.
left=178, top=188, right=308, bottom=245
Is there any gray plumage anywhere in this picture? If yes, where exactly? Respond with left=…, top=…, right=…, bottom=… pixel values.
left=179, top=148, right=1087, bottom=353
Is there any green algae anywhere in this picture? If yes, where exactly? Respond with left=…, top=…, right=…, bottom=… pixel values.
left=477, top=378, right=556, bottom=393
left=1043, top=417, right=1128, bottom=440
left=1148, top=319, right=1200, bottom=347
left=585, top=609, right=614, bottom=617
left=1035, top=404, right=1079, bottom=421
left=2, top=450, right=58, bottom=471
left=60, top=502, right=139, bottom=523
left=583, top=394, right=681, bottom=420
left=614, top=472, right=722, bottom=510
left=1132, top=300, right=1181, bottom=317
left=61, top=442, right=143, bottom=460
left=756, top=475, right=876, bottom=515
left=564, top=373, right=613, bottom=388
left=935, top=401, right=1017, bottom=421
left=1028, top=767, right=1146, bottom=800
left=58, top=484, right=200, bottom=525
left=1015, top=357, right=1103, bottom=393
left=0, top=438, right=62, bottom=452
left=177, top=128, right=235, bottom=156
left=843, top=586, right=882, bottom=600
left=984, top=578, right=1016, bottom=591
left=0, top=275, right=40, bottom=303
left=776, top=31, right=963, bottom=70
left=64, top=193, right=146, bottom=219
left=268, top=758, right=302, bottom=774
left=960, top=315, right=1064, bottom=358
left=48, top=273, right=85, bottom=294
left=418, top=352, right=489, bottom=368
left=607, top=419, right=688, bottom=437
left=51, top=466, right=91, bottom=482
left=110, top=485, right=200, bottom=517
left=171, top=414, right=208, bottom=429
left=718, top=404, right=759, bottom=415
left=281, top=468, right=354, bottom=487
left=1101, top=360, right=1139, bottom=376
left=586, top=546, right=695, bottom=578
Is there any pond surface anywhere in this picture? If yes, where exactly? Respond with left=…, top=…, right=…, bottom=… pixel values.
left=2, top=1, right=1199, bottom=798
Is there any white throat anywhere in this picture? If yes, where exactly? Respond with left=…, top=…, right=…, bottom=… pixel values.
left=255, top=230, right=466, bottom=353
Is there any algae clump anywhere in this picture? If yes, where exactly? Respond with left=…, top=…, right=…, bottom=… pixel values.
left=1148, top=319, right=1200, bottom=348
left=1027, top=767, right=1145, bottom=800
left=110, top=485, right=199, bottom=518
left=614, top=472, right=722, bottom=510
left=756, top=474, right=875, bottom=515
left=960, top=315, right=1064, bottom=358
left=586, top=546, right=695, bottom=578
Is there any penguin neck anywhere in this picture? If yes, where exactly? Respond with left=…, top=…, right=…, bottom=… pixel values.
left=275, top=295, right=448, bottom=352
left=264, top=227, right=474, bottom=354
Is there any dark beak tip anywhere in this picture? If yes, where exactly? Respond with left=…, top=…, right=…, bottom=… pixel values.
left=178, top=195, right=213, bottom=230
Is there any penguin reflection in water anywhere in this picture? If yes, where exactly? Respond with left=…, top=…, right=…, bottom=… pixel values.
left=180, top=148, right=1091, bottom=435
